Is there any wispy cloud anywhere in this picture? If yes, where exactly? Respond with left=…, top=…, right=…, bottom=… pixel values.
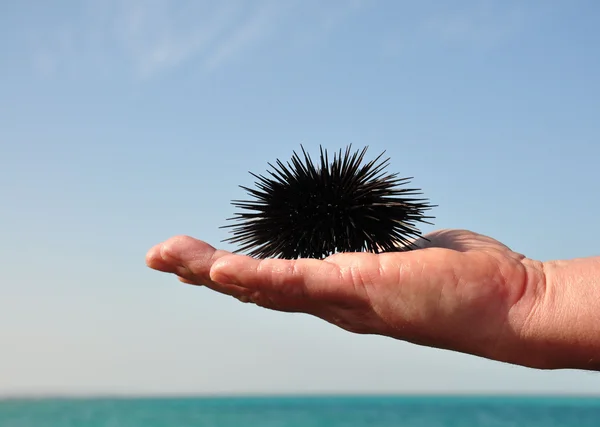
left=114, top=0, right=274, bottom=77
left=29, top=27, right=76, bottom=77
left=202, top=1, right=288, bottom=71
left=380, top=1, right=527, bottom=57
left=25, top=0, right=363, bottom=79
left=422, top=1, right=525, bottom=47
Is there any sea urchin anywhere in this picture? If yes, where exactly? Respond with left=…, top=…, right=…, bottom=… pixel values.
left=222, top=145, right=435, bottom=259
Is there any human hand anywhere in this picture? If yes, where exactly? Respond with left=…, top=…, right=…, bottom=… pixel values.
left=145, top=229, right=598, bottom=370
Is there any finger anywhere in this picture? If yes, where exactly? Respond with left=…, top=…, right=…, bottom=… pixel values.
left=177, top=275, right=253, bottom=300
left=210, top=253, right=372, bottom=302
left=146, top=235, right=230, bottom=286
left=145, top=243, right=174, bottom=272
left=147, top=238, right=325, bottom=307
left=178, top=273, right=323, bottom=313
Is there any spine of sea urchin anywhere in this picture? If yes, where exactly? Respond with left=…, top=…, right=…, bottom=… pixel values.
left=221, top=145, right=435, bottom=259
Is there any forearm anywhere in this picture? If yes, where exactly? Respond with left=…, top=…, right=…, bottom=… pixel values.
left=523, top=256, right=600, bottom=370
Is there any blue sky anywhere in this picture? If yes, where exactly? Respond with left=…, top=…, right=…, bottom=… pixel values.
left=1, top=0, right=600, bottom=396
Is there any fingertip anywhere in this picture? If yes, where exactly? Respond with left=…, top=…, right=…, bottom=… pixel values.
left=160, top=235, right=196, bottom=257
left=145, top=245, right=158, bottom=265
left=210, top=254, right=245, bottom=285
left=146, top=235, right=213, bottom=272
left=210, top=271, right=235, bottom=286
left=146, top=243, right=171, bottom=271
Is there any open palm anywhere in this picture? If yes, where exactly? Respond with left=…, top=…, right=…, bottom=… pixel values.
left=146, top=229, right=546, bottom=367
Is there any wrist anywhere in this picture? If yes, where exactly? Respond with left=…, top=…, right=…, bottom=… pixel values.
left=517, top=257, right=600, bottom=370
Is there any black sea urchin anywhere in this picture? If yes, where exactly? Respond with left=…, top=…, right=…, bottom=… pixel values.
left=222, top=145, right=435, bottom=259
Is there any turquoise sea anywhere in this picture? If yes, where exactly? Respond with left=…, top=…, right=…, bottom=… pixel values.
left=1, top=395, right=599, bottom=426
